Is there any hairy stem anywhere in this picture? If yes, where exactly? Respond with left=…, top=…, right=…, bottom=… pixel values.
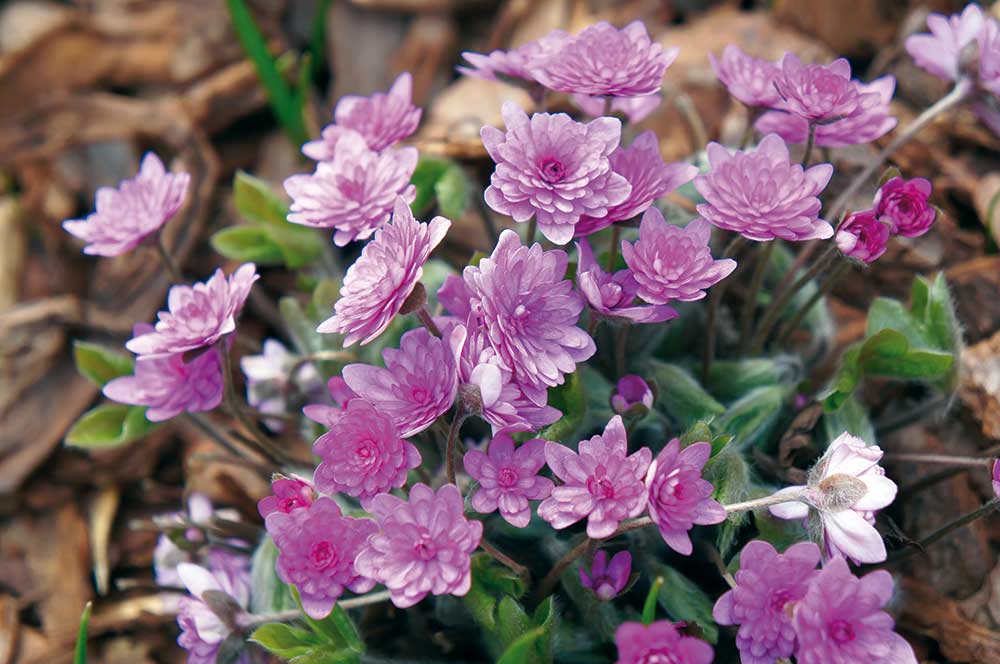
left=444, top=411, right=466, bottom=486
left=882, top=452, right=995, bottom=467
left=155, top=233, right=183, bottom=282
left=416, top=307, right=442, bottom=338
left=800, top=122, right=816, bottom=167
left=887, top=498, right=999, bottom=563
left=739, top=241, right=776, bottom=352
left=776, top=259, right=850, bottom=344
left=702, top=235, right=746, bottom=381
left=480, top=538, right=530, bottom=581
left=218, top=341, right=290, bottom=467
left=606, top=225, right=622, bottom=272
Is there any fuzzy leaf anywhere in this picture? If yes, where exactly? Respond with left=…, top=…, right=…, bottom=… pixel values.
left=435, top=163, right=470, bottom=220
left=251, top=623, right=323, bottom=659
left=291, top=587, right=364, bottom=652
left=538, top=371, right=586, bottom=442
left=651, top=361, right=725, bottom=429
left=73, top=341, right=134, bottom=387
left=702, top=356, right=800, bottom=403
left=65, top=403, right=157, bottom=448
left=713, top=384, right=789, bottom=451
left=496, top=597, right=555, bottom=664
left=463, top=554, right=526, bottom=633
left=651, top=564, right=718, bottom=643
left=233, top=171, right=290, bottom=225
left=211, top=226, right=286, bottom=265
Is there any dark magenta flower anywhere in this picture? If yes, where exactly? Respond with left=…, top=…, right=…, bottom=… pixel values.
left=576, top=239, right=677, bottom=324
left=257, top=476, right=315, bottom=519
left=835, top=209, right=890, bottom=263
left=614, top=620, right=714, bottom=664
left=873, top=176, right=937, bottom=238
left=713, top=540, right=821, bottom=664
left=463, top=434, right=553, bottom=527
left=579, top=550, right=631, bottom=601
left=611, top=375, right=654, bottom=414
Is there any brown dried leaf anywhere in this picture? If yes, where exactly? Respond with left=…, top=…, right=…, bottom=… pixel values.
left=961, top=329, right=1000, bottom=441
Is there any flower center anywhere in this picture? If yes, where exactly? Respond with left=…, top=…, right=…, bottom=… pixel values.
left=539, top=158, right=565, bottom=183
left=308, top=541, right=338, bottom=569
left=587, top=474, right=615, bottom=499
left=636, top=651, right=681, bottom=664
left=356, top=439, right=378, bottom=464
left=497, top=467, right=518, bottom=488
left=413, top=534, right=437, bottom=561
left=828, top=619, right=856, bottom=643
left=279, top=497, right=304, bottom=513
left=768, top=588, right=793, bottom=612
left=411, top=386, right=430, bottom=404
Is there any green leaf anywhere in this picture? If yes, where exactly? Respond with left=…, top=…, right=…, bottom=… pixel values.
left=290, top=650, right=361, bottom=664
left=211, top=226, right=286, bottom=264
left=65, top=403, right=157, bottom=448
left=497, top=596, right=532, bottom=650
left=496, top=597, right=555, bottom=664
left=435, top=163, right=470, bottom=219
left=651, top=361, right=725, bottom=430
left=410, top=157, right=451, bottom=215
left=225, top=0, right=308, bottom=145
left=250, top=537, right=297, bottom=614
left=251, top=623, right=323, bottom=659
left=651, top=564, right=719, bottom=643
left=292, top=585, right=363, bottom=653
left=73, top=341, right=134, bottom=387
left=702, top=356, right=800, bottom=403
left=821, top=393, right=876, bottom=443
left=463, top=554, right=526, bottom=633
left=537, top=370, right=586, bottom=442
left=858, top=329, right=953, bottom=379
left=642, top=577, right=665, bottom=626
left=713, top=384, right=789, bottom=451
left=705, top=450, right=752, bottom=557
left=233, top=171, right=290, bottom=225
left=74, top=602, right=91, bottom=664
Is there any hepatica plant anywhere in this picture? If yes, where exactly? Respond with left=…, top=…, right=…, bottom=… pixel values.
left=62, top=9, right=1000, bottom=664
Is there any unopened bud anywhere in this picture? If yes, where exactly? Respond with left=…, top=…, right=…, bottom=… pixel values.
left=458, top=382, right=483, bottom=417
left=815, top=473, right=868, bottom=512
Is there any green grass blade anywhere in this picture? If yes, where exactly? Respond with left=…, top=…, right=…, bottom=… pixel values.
left=74, top=602, right=92, bottom=664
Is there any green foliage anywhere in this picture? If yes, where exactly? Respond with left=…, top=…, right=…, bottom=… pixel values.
left=250, top=623, right=325, bottom=659
left=705, top=449, right=753, bottom=557
left=496, top=598, right=556, bottom=664
left=702, top=356, right=800, bottom=404
left=650, top=361, right=725, bottom=430
left=251, top=587, right=365, bottom=663
left=73, top=341, right=133, bottom=387
left=538, top=371, right=587, bottom=442
left=410, top=157, right=471, bottom=219
left=641, top=577, right=664, bottom=625
left=212, top=172, right=324, bottom=268
left=225, top=0, right=309, bottom=145
left=74, top=602, right=91, bottom=664
left=821, top=393, right=876, bottom=443
left=250, top=537, right=297, bottom=614
left=650, top=564, right=719, bottom=643
left=713, top=384, right=791, bottom=451
left=65, top=403, right=158, bottom=448
left=463, top=554, right=526, bottom=632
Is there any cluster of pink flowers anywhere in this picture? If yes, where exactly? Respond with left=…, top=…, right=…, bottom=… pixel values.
left=714, top=540, right=916, bottom=664
left=286, top=74, right=421, bottom=246
left=836, top=176, right=938, bottom=263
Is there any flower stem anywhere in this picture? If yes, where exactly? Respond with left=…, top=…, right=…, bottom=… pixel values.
left=775, top=258, right=850, bottom=344
left=702, top=235, right=746, bottom=381
left=185, top=412, right=249, bottom=460
left=474, top=191, right=500, bottom=246
left=444, top=411, right=466, bottom=486
left=606, top=225, right=622, bottom=272
left=882, top=452, right=995, bottom=467
left=738, top=241, right=776, bottom=352
left=155, top=233, right=183, bottom=282
left=723, top=490, right=807, bottom=514
left=887, top=498, right=999, bottom=563
left=416, top=307, right=441, bottom=338
left=218, top=341, right=291, bottom=467
left=749, top=243, right=838, bottom=354
left=480, top=538, right=530, bottom=581
left=614, top=324, right=629, bottom=377
left=525, top=218, right=537, bottom=244
left=828, top=79, right=974, bottom=222
left=800, top=122, right=816, bottom=167
left=534, top=537, right=595, bottom=604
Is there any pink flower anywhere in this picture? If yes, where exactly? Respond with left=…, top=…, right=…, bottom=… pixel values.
left=571, top=94, right=662, bottom=123
left=695, top=133, right=834, bottom=241
left=756, top=76, right=898, bottom=148
left=622, top=210, right=737, bottom=305
left=313, top=399, right=421, bottom=500
left=713, top=540, right=821, bottom=664
left=575, top=130, right=699, bottom=237
left=769, top=432, right=897, bottom=564
left=104, top=333, right=222, bottom=421
left=873, top=176, right=937, bottom=238
left=773, top=54, right=872, bottom=123
left=579, top=550, right=632, bottom=601
left=176, top=558, right=251, bottom=664
left=905, top=4, right=986, bottom=82
left=303, top=377, right=357, bottom=427
left=538, top=415, right=652, bottom=538
left=992, top=458, right=1000, bottom=498
left=355, top=483, right=483, bottom=608
left=257, top=476, right=315, bottom=519
left=645, top=440, right=727, bottom=555
left=455, top=320, right=562, bottom=434
left=614, top=620, right=714, bottom=664
left=303, top=73, right=421, bottom=159
left=285, top=133, right=417, bottom=247
left=835, top=210, right=890, bottom=263
left=462, top=230, right=595, bottom=405
left=266, top=497, right=376, bottom=619
left=458, top=31, right=569, bottom=85
left=978, top=19, right=1000, bottom=96
left=792, top=557, right=917, bottom=664
left=463, top=434, right=554, bottom=527
left=318, top=197, right=449, bottom=345
left=576, top=239, right=677, bottom=324
left=532, top=21, right=678, bottom=97
left=611, top=375, right=654, bottom=414
left=63, top=152, right=189, bottom=257
left=709, top=45, right=781, bottom=108
left=482, top=102, right=631, bottom=244
left=343, top=326, right=464, bottom=437
left=126, top=264, right=257, bottom=358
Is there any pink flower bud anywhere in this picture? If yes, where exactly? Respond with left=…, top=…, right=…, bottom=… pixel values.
left=835, top=209, right=890, bottom=263
left=873, top=177, right=937, bottom=238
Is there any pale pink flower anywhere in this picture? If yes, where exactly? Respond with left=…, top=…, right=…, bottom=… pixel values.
left=769, top=432, right=897, bottom=564
left=905, top=4, right=986, bottom=82
left=695, top=133, right=834, bottom=241
left=458, top=30, right=569, bottom=85
left=576, top=238, right=677, bottom=324
left=836, top=210, right=890, bottom=263
left=265, top=497, right=376, bottom=619
left=575, top=130, right=698, bottom=237
left=463, top=230, right=594, bottom=405
left=482, top=102, right=631, bottom=244
left=342, top=325, right=465, bottom=437
left=355, top=483, right=483, bottom=608
left=579, top=550, right=631, bottom=601
left=285, top=133, right=417, bottom=246
left=611, top=375, right=654, bottom=414
left=318, top=197, right=449, bottom=345
left=773, top=54, right=873, bottom=123
left=571, top=93, right=662, bottom=123
left=126, top=264, right=257, bottom=357
left=532, top=21, right=678, bottom=97
left=979, top=19, right=1000, bottom=96
left=873, top=176, right=937, bottom=238
left=709, top=45, right=781, bottom=108
left=713, top=540, right=821, bottom=664
left=792, top=556, right=917, bottom=664
left=463, top=434, right=553, bottom=527
left=538, top=416, right=652, bottom=538
left=176, top=559, right=251, bottom=664
left=756, top=76, right=897, bottom=147
left=63, top=152, right=189, bottom=256
left=645, top=440, right=727, bottom=555
left=313, top=399, right=421, bottom=500
left=621, top=210, right=737, bottom=305
left=303, top=72, right=421, bottom=159
left=615, top=620, right=714, bottom=664
left=257, top=476, right=315, bottom=519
